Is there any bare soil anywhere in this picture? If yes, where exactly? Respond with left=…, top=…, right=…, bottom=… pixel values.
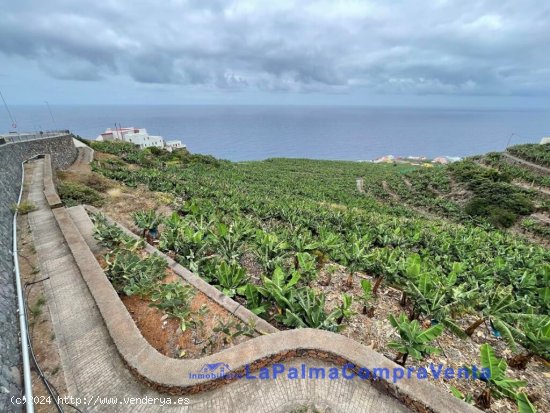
left=96, top=251, right=255, bottom=359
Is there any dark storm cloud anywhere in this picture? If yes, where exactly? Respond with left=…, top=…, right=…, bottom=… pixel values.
left=1, top=0, right=549, bottom=95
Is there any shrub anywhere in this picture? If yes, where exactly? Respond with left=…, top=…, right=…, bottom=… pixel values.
left=11, top=200, right=37, bottom=215
left=58, top=181, right=104, bottom=207
left=452, top=160, right=534, bottom=228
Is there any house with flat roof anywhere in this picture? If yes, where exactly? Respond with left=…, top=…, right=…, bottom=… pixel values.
left=96, top=127, right=184, bottom=151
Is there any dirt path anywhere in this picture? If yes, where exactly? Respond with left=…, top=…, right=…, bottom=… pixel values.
left=512, top=180, right=550, bottom=196
left=355, top=177, right=365, bottom=193
left=503, top=152, right=550, bottom=175
left=381, top=180, right=399, bottom=200
left=532, top=212, right=550, bottom=225
left=476, top=159, right=550, bottom=196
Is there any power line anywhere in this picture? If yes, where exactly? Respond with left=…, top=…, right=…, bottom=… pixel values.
left=0, top=89, right=17, bottom=129
left=45, top=100, right=57, bottom=129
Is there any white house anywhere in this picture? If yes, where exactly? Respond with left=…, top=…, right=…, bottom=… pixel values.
left=96, top=127, right=184, bottom=151
left=540, top=137, right=550, bottom=144
left=165, top=140, right=186, bottom=152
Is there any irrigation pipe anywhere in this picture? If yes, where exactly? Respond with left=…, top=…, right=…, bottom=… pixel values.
left=12, top=155, right=45, bottom=412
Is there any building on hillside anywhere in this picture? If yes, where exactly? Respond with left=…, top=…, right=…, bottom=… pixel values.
left=540, top=137, right=550, bottom=144
left=96, top=127, right=185, bottom=151
left=165, top=140, right=185, bottom=152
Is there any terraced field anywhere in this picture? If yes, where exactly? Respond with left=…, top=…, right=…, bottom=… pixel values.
left=59, top=140, right=549, bottom=413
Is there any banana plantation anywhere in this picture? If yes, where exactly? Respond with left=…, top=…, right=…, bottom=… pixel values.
left=87, top=141, right=549, bottom=412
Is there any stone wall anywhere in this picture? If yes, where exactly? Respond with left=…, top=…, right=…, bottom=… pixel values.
left=0, top=135, right=76, bottom=412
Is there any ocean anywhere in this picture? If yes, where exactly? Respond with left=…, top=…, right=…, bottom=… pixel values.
left=2, top=105, right=549, bottom=161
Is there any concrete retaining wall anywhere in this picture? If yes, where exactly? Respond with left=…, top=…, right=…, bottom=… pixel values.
left=0, top=135, right=76, bottom=412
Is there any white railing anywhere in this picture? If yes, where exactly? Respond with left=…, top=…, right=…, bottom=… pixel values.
left=0, top=130, right=70, bottom=145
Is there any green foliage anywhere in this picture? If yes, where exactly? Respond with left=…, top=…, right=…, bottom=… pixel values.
left=509, top=315, right=550, bottom=360
left=237, top=283, right=266, bottom=316
left=258, top=267, right=301, bottom=311
left=337, top=293, right=355, bottom=321
left=133, top=209, right=163, bottom=234
left=295, top=252, right=317, bottom=281
left=105, top=249, right=167, bottom=295
left=254, top=231, right=288, bottom=272
left=360, top=279, right=373, bottom=315
left=89, top=139, right=223, bottom=167
left=89, top=140, right=140, bottom=156
left=521, top=218, right=550, bottom=239
left=149, top=282, right=195, bottom=331
left=11, top=200, right=36, bottom=215
left=213, top=319, right=256, bottom=343
left=212, top=261, right=248, bottom=297
left=91, top=148, right=550, bottom=346
left=508, top=143, right=550, bottom=168
left=281, top=288, right=341, bottom=332
left=450, top=386, right=473, bottom=404
left=388, top=313, right=444, bottom=364
left=92, top=213, right=144, bottom=250
left=475, top=344, right=530, bottom=404
left=516, top=392, right=538, bottom=413
left=450, top=160, right=534, bottom=227
left=58, top=181, right=104, bottom=207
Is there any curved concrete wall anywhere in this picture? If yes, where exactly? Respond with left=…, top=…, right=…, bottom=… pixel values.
left=0, top=135, right=76, bottom=412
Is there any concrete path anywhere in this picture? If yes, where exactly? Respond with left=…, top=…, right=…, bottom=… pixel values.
left=26, top=158, right=411, bottom=413
left=69, top=139, right=94, bottom=171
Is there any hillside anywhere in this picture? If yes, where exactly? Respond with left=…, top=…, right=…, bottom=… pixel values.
left=57, top=140, right=550, bottom=413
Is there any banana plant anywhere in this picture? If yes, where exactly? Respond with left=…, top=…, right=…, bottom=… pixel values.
left=237, top=283, right=266, bottom=316
left=258, top=267, right=301, bottom=313
left=213, top=261, right=248, bottom=298
left=368, top=246, right=402, bottom=295
left=404, top=269, right=467, bottom=337
left=281, top=288, right=341, bottom=332
left=133, top=209, right=163, bottom=239
left=291, top=230, right=319, bottom=254
left=336, top=293, right=355, bottom=324
left=207, top=222, right=245, bottom=262
left=360, top=279, right=374, bottom=317
left=317, top=228, right=342, bottom=261
left=464, top=285, right=523, bottom=350
left=470, top=343, right=531, bottom=410
left=295, top=252, right=317, bottom=281
left=254, top=231, right=289, bottom=273
left=507, top=315, right=550, bottom=368
left=388, top=313, right=444, bottom=366
left=150, top=282, right=195, bottom=331
left=342, top=240, right=366, bottom=289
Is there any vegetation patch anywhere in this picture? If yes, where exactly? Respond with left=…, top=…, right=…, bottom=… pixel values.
left=88, top=145, right=549, bottom=413
left=92, top=214, right=256, bottom=358
left=508, top=143, right=550, bottom=168
left=11, top=200, right=37, bottom=215
left=449, top=160, right=534, bottom=227
left=58, top=181, right=104, bottom=207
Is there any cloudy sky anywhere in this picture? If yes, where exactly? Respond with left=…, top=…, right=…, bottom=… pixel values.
left=1, top=0, right=550, bottom=106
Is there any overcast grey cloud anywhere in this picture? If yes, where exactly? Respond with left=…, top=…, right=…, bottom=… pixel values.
left=1, top=0, right=549, bottom=104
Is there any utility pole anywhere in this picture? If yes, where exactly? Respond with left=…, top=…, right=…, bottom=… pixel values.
left=0, top=89, right=17, bottom=130
left=506, top=133, right=517, bottom=149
